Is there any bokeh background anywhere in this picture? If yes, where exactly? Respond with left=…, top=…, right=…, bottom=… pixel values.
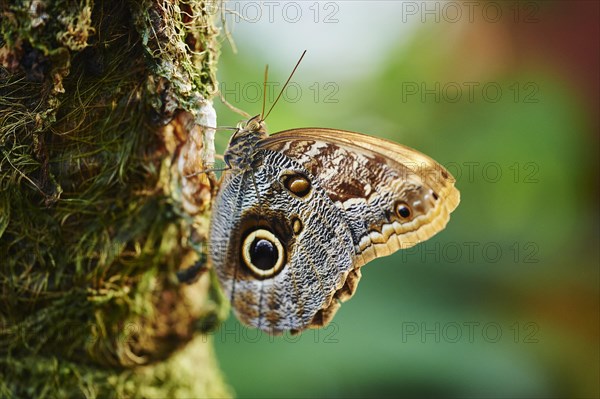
left=210, top=1, right=599, bottom=397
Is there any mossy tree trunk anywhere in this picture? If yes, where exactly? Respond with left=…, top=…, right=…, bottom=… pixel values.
left=0, top=0, right=229, bottom=397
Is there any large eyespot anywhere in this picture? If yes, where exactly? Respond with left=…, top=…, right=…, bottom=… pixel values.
left=395, top=201, right=412, bottom=219
left=242, top=229, right=285, bottom=278
left=281, top=173, right=311, bottom=197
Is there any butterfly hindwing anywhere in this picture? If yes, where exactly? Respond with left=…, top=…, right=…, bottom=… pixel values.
left=210, top=149, right=356, bottom=333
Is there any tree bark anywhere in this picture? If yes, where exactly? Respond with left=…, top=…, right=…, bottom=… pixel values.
left=0, top=0, right=229, bottom=397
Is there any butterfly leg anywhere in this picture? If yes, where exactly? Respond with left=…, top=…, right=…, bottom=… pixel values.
left=176, top=253, right=208, bottom=284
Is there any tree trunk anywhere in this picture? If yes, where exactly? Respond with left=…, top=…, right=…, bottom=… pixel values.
left=0, top=0, right=230, bottom=397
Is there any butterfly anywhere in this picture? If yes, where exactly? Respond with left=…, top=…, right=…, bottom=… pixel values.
left=208, top=52, right=460, bottom=334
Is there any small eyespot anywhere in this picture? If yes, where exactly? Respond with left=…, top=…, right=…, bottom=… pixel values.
left=395, top=202, right=412, bottom=219
left=282, top=173, right=311, bottom=197
left=292, top=217, right=303, bottom=235
left=432, top=192, right=439, bottom=200
left=242, top=229, right=285, bottom=278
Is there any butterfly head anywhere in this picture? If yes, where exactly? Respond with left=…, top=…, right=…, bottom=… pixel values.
left=241, top=114, right=266, bottom=133
left=231, top=114, right=268, bottom=140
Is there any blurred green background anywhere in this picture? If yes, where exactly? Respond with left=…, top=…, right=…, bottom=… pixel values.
left=210, top=1, right=599, bottom=397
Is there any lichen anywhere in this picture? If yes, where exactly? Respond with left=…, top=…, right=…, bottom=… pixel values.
left=1, top=0, right=229, bottom=397
left=56, top=1, right=95, bottom=51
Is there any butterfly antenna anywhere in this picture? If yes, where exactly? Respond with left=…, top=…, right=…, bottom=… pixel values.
left=261, top=64, right=269, bottom=119
left=262, top=50, right=307, bottom=122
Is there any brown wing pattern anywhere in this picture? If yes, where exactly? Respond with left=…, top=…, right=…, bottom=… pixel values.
left=260, top=128, right=460, bottom=299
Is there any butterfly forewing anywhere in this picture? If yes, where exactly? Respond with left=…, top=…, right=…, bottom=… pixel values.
left=260, top=128, right=460, bottom=266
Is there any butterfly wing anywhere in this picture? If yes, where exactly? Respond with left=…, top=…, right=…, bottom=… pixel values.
left=259, top=127, right=460, bottom=295
left=210, top=127, right=460, bottom=334
left=210, top=149, right=356, bottom=334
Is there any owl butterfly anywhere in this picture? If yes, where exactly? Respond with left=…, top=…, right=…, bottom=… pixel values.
left=209, top=51, right=459, bottom=334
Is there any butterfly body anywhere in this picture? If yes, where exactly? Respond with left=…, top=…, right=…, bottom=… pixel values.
left=209, top=116, right=460, bottom=334
left=223, top=116, right=268, bottom=170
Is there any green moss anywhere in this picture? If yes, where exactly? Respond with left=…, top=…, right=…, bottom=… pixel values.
left=1, top=338, right=229, bottom=399
left=1, top=0, right=228, bottom=397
